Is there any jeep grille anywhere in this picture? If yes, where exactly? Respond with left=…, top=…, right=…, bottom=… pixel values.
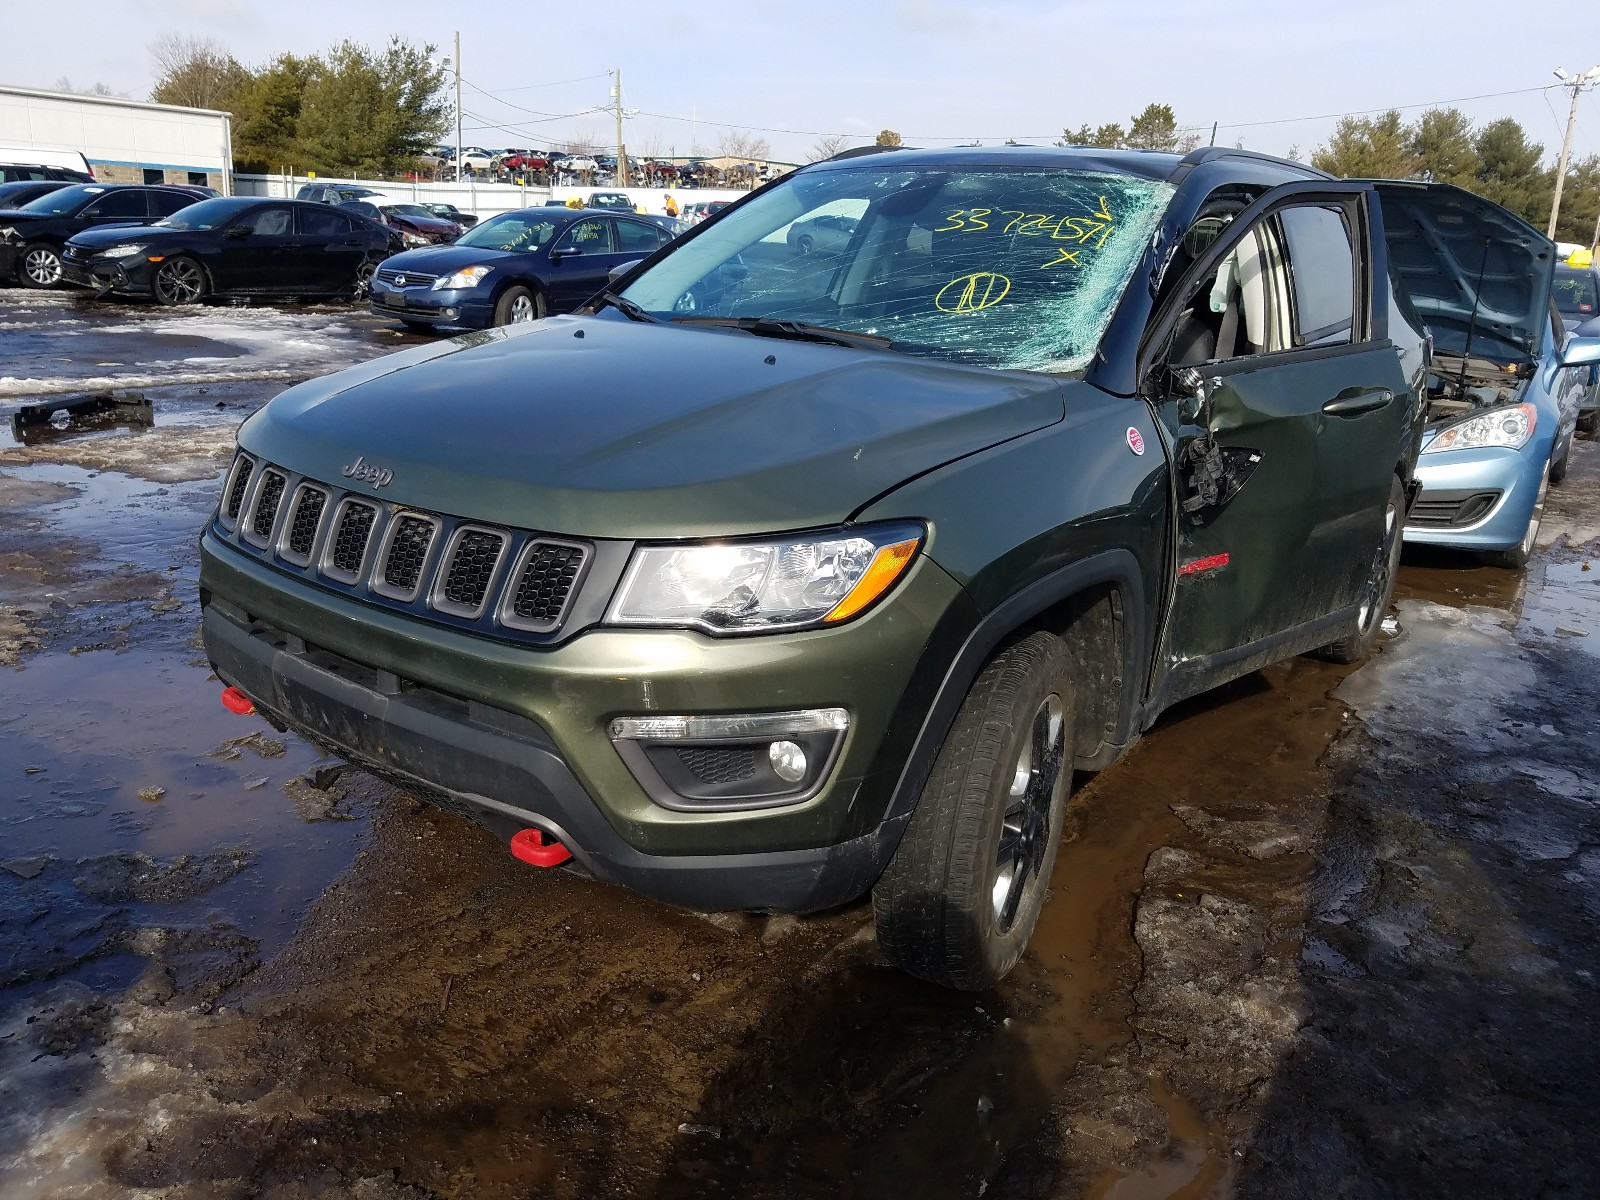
left=215, top=452, right=590, bottom=640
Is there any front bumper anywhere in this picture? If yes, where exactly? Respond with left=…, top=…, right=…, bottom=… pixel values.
left=199, top=528, right=971, bottom=911
left=1403, top=442, right=1544, bottom=551
left=369, top=281, right=492, bottom=328
left=59, top=255, right=155, bottom=295
left=0, top=243, right=19, bottom=279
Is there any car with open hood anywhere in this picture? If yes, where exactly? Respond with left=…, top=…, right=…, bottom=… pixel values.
left=59, top=196, right=393, bottom=305
left=1376, top=182, right=1600, bottom=567
left=367, top=205, right=676, bottom=330
left=204, top=144, right=1447, bottom=989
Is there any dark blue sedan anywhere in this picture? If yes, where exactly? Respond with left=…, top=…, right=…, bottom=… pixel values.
left=368, top=206, right=676, bottom=330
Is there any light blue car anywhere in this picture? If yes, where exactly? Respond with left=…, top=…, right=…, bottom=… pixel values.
left=1374, top=182, right=1600, bottom=568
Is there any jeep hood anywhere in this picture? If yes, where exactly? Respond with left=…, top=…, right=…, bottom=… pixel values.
left=1372, top=181, right=1555, bottom=361
left=239, top=315, right=1067, bottom=539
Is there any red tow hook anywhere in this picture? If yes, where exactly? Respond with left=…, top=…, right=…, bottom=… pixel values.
left=220, top=686, right=256, bottom=715
left=510, top=828, right=573, bottom=868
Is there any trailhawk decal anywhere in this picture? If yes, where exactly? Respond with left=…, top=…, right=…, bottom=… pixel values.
left=1126, top=426, right=1145, bottom=456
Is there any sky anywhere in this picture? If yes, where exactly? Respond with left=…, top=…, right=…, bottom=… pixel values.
left=13, top=0, right=1600, bottom=167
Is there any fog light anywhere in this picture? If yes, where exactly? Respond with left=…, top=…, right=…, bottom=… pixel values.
left=769, top=739, right=807, bottom=783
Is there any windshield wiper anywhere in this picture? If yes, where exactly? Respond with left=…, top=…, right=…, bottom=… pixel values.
left=671, top=316, right=892, bottom=352
left=595, top=290, right=660, bottom=323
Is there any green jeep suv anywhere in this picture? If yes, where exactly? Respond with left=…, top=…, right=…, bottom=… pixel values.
left=201, top=146, right=1428, bottom=988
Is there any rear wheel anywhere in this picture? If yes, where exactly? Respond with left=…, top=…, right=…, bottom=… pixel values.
left=493, top=285, right=543, bottom=326
left=1484, top=458, right=1550, bottom=570
left=18, top=243, right=62, bottom=288
left=873, top=631, right=1074, bottom=990
left=1312, top=475, right=1404, bottom=663
left=796, top=234, right=816, bottom=254
left=152, top=256, right=207, bottom=306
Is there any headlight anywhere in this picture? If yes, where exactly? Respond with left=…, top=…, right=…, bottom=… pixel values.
left=100, top=244, right=147, bottom=258
left=433, top=265, right=491, bottom=290
left=1424, top=402, right=1537, bottom=454
left=608, top=522, right=923, bottom=634
left=402, top=232, right=428, bottom=246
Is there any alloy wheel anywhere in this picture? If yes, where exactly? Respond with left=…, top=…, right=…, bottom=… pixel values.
left=1356, top=496, right=1400, bottom=632
left=993, top=692, right=1065, bottom=933
left=509, top=292, right=535, bottom=322
left=157, top=259, right=204, bottom=305
left=22, top=247, right=61, bottom=287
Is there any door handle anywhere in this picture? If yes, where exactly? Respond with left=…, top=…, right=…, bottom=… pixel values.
left=1322, top=387, right=1393, bottom=417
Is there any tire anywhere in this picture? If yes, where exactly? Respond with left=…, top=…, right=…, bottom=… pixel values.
left=348, top=260, right=377, bottom=302
left=1549, top=434, right=1571, bottom=485
left=492, top=284, right=543, bottom=326
left=1578, top=410, right=1599, bottom=435
left=873, top=631, right=1074, bottom=990
left=1312, top=475, right=1405, bottom=664
left=796, top=234, right=816, bottom=254
left=151, top=256, right=207, bottom=306
left=17, top=242, right=62, bottom=288
left=1483, top=457, right=1550, bottom=570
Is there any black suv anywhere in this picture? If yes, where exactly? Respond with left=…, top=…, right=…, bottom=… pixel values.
left=0, top=184, right=204, bottom=288
left=203, top=146, right=1436, bottom=989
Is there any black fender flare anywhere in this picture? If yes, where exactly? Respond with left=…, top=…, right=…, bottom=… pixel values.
left=879, top=547, right=1150, bottom=832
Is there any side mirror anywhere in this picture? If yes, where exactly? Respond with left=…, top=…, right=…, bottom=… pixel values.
left=1169, top=365, right=1211, bottom=425
left=1561, top=335, right=1600, bottom=368
left=224, top=226, right=251, bottom=240
left=550, top=246, right=581, bottom=260
left=608, top=259, right=643, bottom=284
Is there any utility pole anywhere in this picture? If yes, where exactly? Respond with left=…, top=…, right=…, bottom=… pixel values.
left=454, top=31, right=463, bottom=184
left=613, top=68, right=629, bottom=189
left=1547, top=65, right=1600, bottom=240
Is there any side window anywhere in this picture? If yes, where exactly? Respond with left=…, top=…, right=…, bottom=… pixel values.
left=345, top=202, right=380, bottom=222
left=615, top=219, right=665, bottom=253
left=300, top=207, right=349, bottom=238
left=151, top=190, right=194, bottom=218
left=83, top=190, right=151, bottom=219
left=1277, top=205, right=1355, bottom=347
left=1165, top=218, right=1294, bottom=366
left=236, top=206, right=294, bottom=236
left=556, top=218, right=614, bottom=252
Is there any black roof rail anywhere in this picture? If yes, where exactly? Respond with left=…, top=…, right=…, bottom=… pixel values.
left=1176, top=145, right=1334, bottom=180
left=824, top=144, right=913, bottom=162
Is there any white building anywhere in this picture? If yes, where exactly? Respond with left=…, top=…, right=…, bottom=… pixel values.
left=0, top=84, right=232, bottom=193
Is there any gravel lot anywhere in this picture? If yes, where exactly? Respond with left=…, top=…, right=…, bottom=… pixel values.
left=2, top=291, right=1597, bottom=1199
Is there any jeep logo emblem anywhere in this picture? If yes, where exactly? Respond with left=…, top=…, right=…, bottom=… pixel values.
left=341, top=456, right=393, bottom=488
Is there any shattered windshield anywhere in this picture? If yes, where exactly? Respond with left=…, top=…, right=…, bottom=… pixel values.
left=620, top=164, right=1174, bottom=371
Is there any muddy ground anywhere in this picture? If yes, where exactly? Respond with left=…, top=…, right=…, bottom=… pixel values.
left=1, top=291, right=1597, bottom=1199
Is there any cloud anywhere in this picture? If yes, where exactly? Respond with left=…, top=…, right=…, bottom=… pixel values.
left=135, top=0, right=258, bottom=33
left=891, top=0, right=1006, bottom=36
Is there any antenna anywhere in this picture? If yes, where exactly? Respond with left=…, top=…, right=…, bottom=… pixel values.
left=1457, top=234, right=1492, bottom=395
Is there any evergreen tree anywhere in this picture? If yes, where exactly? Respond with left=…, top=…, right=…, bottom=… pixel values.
left=1311, top=110, right=1417, bottom=179
left=1410, top=108, right=1479, bottom=187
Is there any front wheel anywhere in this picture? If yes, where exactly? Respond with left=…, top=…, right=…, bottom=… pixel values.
left=1312, top=475, right=1405, bottom=664
left=1483, top=457, right=1550, bottom=570
left=151, top=256, right=207, bottom=306
left=17, top=243, right=62, bottom=288
left=492, top=284, right=543, bottom=326
left=873, top=631, right=1074, bottom=990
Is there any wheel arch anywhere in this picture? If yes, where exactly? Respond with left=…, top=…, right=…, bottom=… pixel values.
left=880, top=549, right=1150, bottom=835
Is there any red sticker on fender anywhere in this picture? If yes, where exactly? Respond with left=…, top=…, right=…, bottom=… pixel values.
left=1126, top=427, right=1145, bottom=455
left=1178, top=553, right=1230, bottom=577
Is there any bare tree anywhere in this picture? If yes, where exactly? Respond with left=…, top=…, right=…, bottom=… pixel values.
left=716, top=129, right=771, bottom=162
left=53, top=76, right=124, bottom=98
left=807, top=134, right=849, bottom=162
left=558, top=130, right=605, bottom=158
left=149, top=33, right=247, bottom=110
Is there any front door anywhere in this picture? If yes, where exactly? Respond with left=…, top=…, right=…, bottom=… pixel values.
left=544, top=217, right=619, bottom=308
left=216, top=204, right=297, bottom=291
left=1149, top=185, right=1412, bottom=692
